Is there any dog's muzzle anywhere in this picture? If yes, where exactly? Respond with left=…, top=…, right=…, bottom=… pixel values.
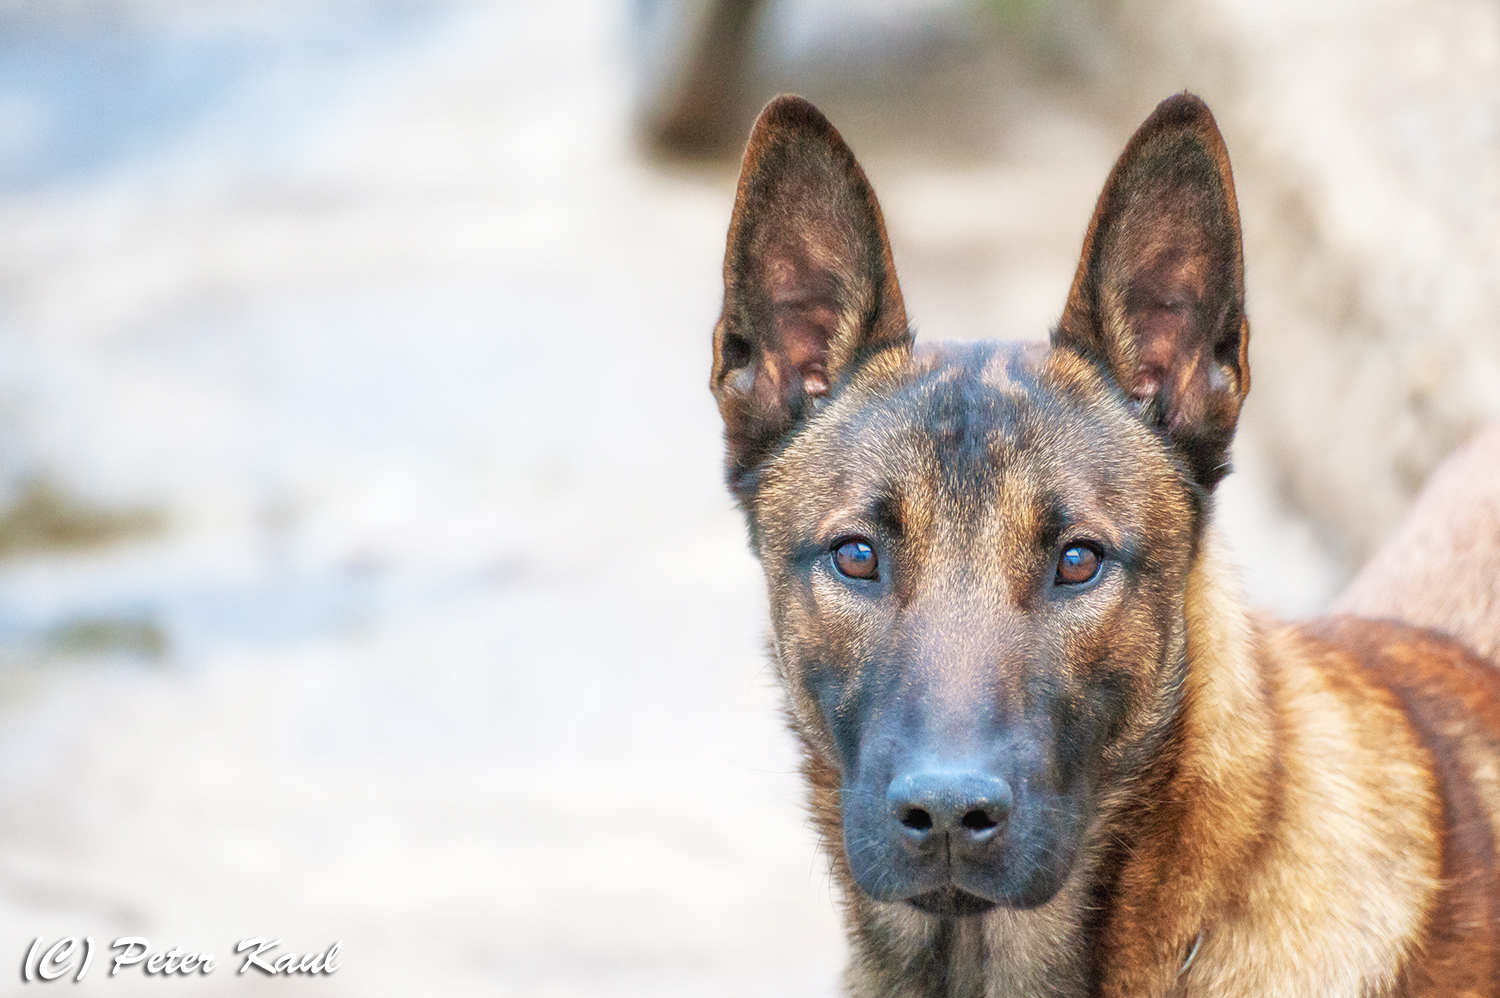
left=842, top=749, right=1078, bottom=914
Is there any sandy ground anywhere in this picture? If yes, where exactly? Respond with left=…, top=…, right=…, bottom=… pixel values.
left=0, top=0, right=1465, bottom=993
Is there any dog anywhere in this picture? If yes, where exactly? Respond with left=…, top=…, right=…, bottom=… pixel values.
left=708, top=93, right=1500, bottom=996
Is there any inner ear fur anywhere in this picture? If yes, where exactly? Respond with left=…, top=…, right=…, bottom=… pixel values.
left=1055, top=93, right=1249, bottom=491
left=711, top=95, right=910, bottom=495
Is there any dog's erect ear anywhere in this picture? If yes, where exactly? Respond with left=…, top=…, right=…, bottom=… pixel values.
left=711, top=95, right=910, bottom=493
left=1055, top=93, right=1249, bottom=491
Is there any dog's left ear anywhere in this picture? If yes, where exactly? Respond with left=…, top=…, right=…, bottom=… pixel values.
left=1055, top=93, right=1249, bottom=490
left=711, top=95, right=910, bottom=495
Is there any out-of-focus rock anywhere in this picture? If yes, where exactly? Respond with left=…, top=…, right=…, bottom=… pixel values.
left=1108, top=0, right=1500, bottom=570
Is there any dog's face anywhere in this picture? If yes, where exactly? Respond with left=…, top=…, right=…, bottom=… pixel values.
left=711, top=96, right=1248, bottom=917
left=753, top=341, right=1200, bottom=913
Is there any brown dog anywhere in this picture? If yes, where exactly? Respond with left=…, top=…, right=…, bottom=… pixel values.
left=709, top=93, right=1500, bottom=996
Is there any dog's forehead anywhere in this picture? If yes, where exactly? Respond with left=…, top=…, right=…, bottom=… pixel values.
left=825, top=340, right=1130, bottom=477
left=757, top=339, right=1181, bottom=540
left=901, top=339, right=1053, bottom=445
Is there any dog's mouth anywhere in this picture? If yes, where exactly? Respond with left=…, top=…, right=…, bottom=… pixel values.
left=906, top=886, right=999, bottom=918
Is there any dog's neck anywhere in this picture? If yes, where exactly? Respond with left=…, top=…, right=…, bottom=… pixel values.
left=1084, top=531, right=1279, bottom=995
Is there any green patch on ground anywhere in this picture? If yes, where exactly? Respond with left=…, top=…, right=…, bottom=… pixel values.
left=0, top=477, right=163, bottom=556
left=43, top=616, right=168, bottom=660
left=979, top=0, right=1050, bottom=30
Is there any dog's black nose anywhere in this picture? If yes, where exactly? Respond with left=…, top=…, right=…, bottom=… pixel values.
left=887, top=770, right=1013, bottom=844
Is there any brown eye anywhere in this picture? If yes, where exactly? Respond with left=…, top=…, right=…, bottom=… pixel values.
left=833, top=539, right=878, bottom=580
left=1056, top=543, right=1102, bottom=586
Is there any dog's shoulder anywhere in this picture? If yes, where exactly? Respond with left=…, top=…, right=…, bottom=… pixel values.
left=1302, top=614, right=1500, bottom=810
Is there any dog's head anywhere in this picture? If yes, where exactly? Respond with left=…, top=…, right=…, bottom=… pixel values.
left=710, top=95, right=1248, bottom=916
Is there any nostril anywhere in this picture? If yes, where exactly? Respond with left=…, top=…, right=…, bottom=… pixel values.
left=887, top=770, right=1013, bottom=841
left=961, top=809, right=998, bottom=832
left=901, top=807, right=933, bottom=832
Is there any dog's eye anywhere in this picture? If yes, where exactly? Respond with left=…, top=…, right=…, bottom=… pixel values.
left=833, top=538, right=878, bottom=580
left=1055, top=543, right=1102, bottom=586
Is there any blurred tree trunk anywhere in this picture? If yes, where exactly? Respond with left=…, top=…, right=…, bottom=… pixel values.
left=634, top=0, right=765, bottom=158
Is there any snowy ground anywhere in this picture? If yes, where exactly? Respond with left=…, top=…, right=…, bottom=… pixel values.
left=0, top=0, right=1407, bottom=993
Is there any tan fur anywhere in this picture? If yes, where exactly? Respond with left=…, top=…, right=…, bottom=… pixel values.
left=1142, top=548, right=1442, bottom=996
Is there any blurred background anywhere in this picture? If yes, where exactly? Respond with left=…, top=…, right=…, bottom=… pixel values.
left=0, top=0, right=1495, bottom=993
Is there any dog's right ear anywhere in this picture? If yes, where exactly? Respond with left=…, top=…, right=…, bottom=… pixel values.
left=711, top=95, right=910, bottom=495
